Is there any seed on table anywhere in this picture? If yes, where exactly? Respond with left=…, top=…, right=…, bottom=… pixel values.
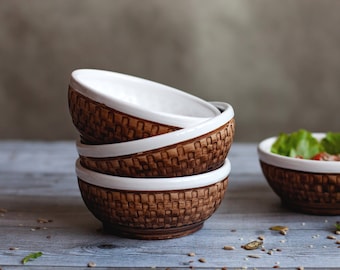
left=297, top=267, right=304, bottom=270
left=187, top=252, right=195, bottom=257
left=87, top=261, right=96, bottom=267
left=335, top=231, right=340, bottom=235
left=336, top=240, right=340, bottom=244
left=280, top=230, right=287, bottom=235
left=270, top=225, right=289, bottom=232
left=327, top=235, right=336, bottom=240
left=258, top=235, right=265, bottom=241
left=37, top=218, right=50, bottom=224
left=247, top=254, right=261, bottom=259
left=223, top=245, right=235, bottom=250
left=242, top=240, right=263, bottom=250
left=198, top=258, right=206, bottom=263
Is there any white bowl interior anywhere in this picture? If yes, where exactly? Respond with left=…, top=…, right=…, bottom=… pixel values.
left=70, top=69, right=220, bottom=128
left=76, top=101, right=234, bottom=157
left=76, top=158, right=231, bottom=191
left=258, top=133, right=340, bottom=173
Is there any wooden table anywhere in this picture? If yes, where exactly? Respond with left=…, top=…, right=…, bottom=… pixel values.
left=1, top=141, right=339, bottom=269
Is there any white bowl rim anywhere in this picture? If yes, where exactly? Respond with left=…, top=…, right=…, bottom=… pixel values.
left=70, top=69, right=220, bottom=128
left=76, top=158, right=231, bottom=191
left=258, top=133, right=340, bottom=173
left=76, top=101, right=234, bottom=157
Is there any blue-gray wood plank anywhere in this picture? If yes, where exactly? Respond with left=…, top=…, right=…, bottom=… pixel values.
left=0, top=141, right=339, bottom=269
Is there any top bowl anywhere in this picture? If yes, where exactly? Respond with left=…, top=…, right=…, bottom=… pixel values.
left=258, top=133, right=340, bottom=215
left=68, top=69, right=220, bottom=144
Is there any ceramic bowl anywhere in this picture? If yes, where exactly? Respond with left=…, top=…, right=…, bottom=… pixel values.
left=258, top=133, right=340, bottom=215
left=68, top=69, right=220, bottom=144
left=75, top=158, right=231, bottom=240
left=76, top=102, right=235, bottom=177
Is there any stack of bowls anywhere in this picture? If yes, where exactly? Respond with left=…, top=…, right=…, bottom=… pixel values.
left=68, top=69, right=235, bottom=239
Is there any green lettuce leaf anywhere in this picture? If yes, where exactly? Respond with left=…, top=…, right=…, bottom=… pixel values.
left=21, top=252, right=43, bottom=264
left=271, top=129, right=323, bottom=159
left=321, top=132, right=340, bottom=155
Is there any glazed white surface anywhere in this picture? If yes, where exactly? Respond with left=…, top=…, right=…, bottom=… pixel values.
left=76, top=101, right=234, bottom=157
left=76, top=158, right=231, bottom=191
left=70, top=69, right=220, bottom=128
left=257, top=133, right=340, bottom=173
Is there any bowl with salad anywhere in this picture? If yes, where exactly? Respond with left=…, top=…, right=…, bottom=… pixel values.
left=258, top=129, right=340, bottom=215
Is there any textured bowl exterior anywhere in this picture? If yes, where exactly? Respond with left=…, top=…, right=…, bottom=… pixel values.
left=260, top=161, right=340, bottom=215
left=77, top=177, right=229, bottom=239
left=79, top=118, right=235, bottom=177
left=68, top=87, right=180, bottom=144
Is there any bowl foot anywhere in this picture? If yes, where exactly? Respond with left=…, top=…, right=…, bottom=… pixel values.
left=102, top=222, right=204, bottom=240
left=282, top=200, right=340, bottom=215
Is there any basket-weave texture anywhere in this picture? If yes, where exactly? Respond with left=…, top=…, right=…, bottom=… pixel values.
left=79, top=118, right=235, bottom=177
left=260, top=161, right=340, bottom=215
left=68, top=87, right=180, bottom=144
left=78, top=177, right=228, bottom=239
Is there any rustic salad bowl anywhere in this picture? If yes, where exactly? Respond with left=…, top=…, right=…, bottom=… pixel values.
left=76, top=102, right=235, bottom=177
left=258, top=132, right=340, bottom=215
left=75, top=158, right=231, bottom=240
left=68, top=69, right=220, bottom=144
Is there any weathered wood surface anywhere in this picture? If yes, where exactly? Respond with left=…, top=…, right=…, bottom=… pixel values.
left=0, top=141, right=339, bottom=269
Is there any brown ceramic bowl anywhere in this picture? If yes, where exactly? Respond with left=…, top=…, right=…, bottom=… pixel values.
left=75, top=158, right=231, bottom=240
left=258, top=133, right=340, bottom=215
left=68, top=69, right=220, bottom=144
left=76, top=102, right=235, bottom=178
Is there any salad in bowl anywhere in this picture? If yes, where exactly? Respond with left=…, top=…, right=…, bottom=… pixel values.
left=271, top=129, right=340, bottom=161
left=258, top=129, right=340, bottom=215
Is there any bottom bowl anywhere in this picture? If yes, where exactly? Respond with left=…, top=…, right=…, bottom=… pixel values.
left=258, top=134, right=340, bottom=215
left=76, top=158, right=231, bottom=239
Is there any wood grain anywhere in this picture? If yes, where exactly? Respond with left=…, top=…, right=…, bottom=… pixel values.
left=0, top=141, right=339, bottom=269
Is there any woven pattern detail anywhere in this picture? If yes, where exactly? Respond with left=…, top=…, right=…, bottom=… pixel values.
left=78, top=177, right=228, bottom=230
left=80, top=118, right=235, bottom=177
left=68, top=87, right=180, bottom=144
left=260, top=161, right=340, bottom=214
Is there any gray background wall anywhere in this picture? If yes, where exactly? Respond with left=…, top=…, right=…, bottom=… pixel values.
left=1, top=0, right=339, bottom=142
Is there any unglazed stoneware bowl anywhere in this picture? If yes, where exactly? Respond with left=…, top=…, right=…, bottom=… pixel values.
left=76, top=102, right=235, bottom=177
left=68, top=69, right=220, bottom=144
left=258, top=133, right=340, bottom=215
left=75, top=158, right=231, bottom=240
